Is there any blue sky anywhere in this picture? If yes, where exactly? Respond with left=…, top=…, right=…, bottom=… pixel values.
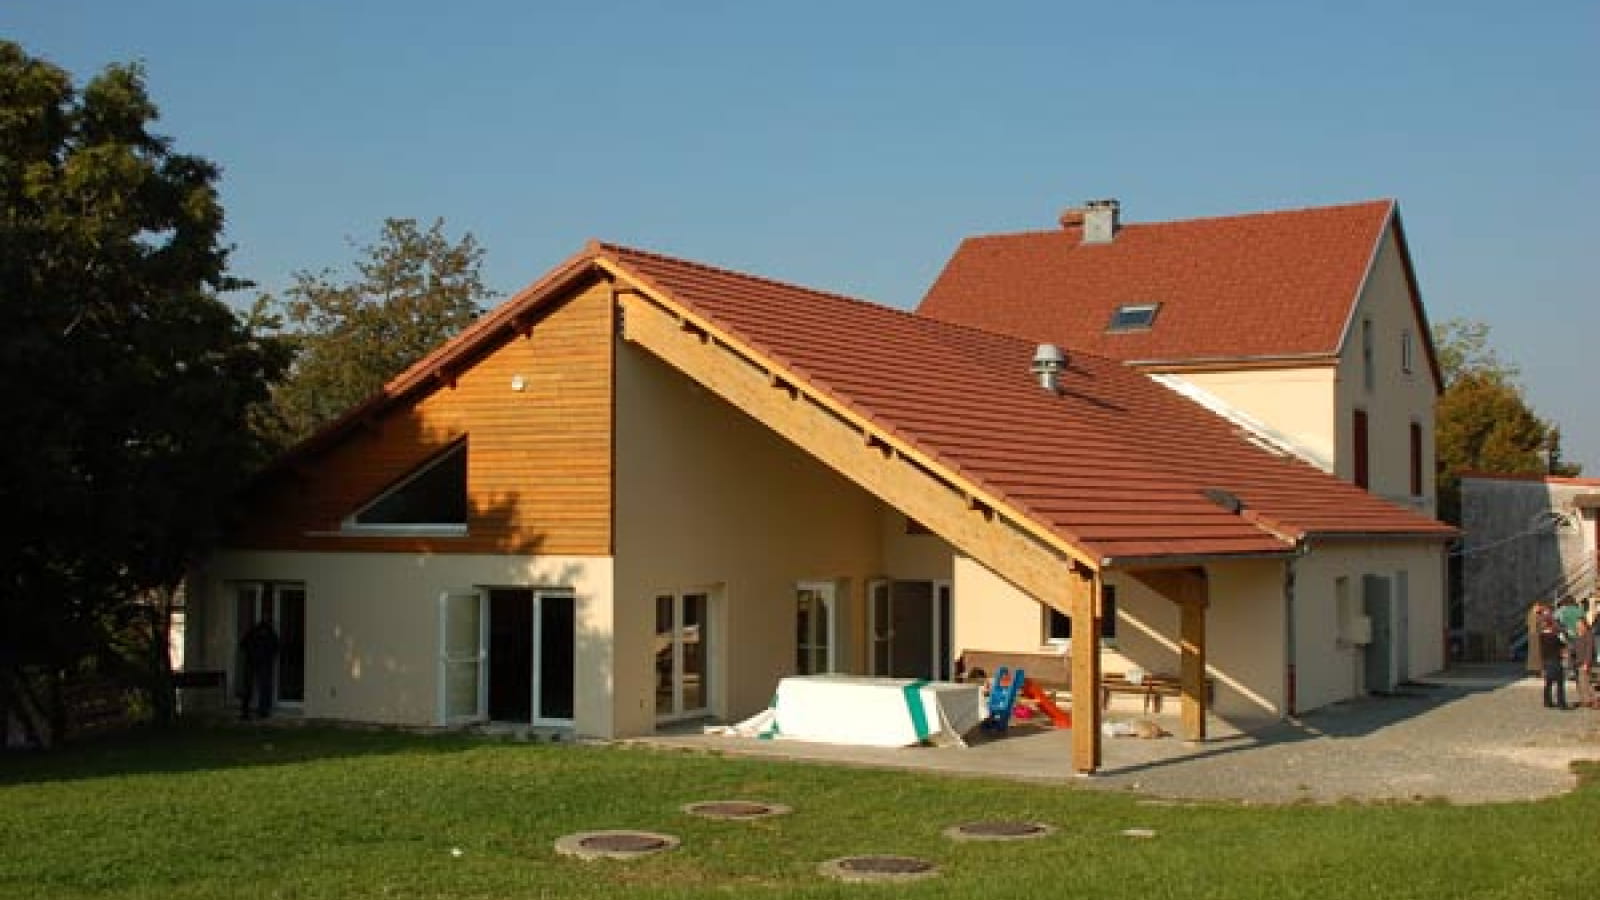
left=7, top=1, right=1598, bottom=472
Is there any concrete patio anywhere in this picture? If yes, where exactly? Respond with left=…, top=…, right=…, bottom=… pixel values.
left=629, top=664, right=1600, bottom=805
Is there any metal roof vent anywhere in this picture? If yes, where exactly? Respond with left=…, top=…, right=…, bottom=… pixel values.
left=1202, top=487, right=1245, bottom=514
left=1031, top=344, right=1067, bottom=393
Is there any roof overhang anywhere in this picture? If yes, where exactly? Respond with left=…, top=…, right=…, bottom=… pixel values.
left=1103, top=549, right=1298, bottom=570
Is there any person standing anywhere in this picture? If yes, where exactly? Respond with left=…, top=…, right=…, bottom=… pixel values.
left=1571, top=617, right=1595, bottom=710
left=238, top=619, right=280, bottom=720
left=1536, top=605, right=1569, bottom=710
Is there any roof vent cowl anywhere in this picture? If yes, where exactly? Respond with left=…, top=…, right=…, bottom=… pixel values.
left=1031, top=344, right=1068, bottom=394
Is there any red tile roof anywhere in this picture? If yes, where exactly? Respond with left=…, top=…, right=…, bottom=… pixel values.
left=599, top=243, right=1454, bottom=564
left=918, top=200, right=1404, bottom=367
left=261, top=238, right=1453, bottom=566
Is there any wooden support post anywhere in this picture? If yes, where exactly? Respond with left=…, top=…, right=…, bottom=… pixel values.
left=1179, top=595, right=1207, bottom=742
left=1069, top=565, right=1101, bottom=773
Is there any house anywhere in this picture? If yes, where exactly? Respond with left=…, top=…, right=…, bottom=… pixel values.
left=186, top=209, right=1454, bottom=774
left=1458, top=473, right=1600, bottom=660
left=919, top=199, right=1442, bottom=517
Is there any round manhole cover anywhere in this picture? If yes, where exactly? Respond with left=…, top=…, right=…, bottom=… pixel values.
left=582, top=834, right=668, bottom=852
left=681, top=800, right=792, bottom=820
left=553, top=830, right=681, bottom=860
left=819, top=855, right=939, bottom=883
left=943, top=821, right=1055, bottom=841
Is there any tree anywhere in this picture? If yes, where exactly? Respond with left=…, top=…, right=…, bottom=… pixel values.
left=258, top=218, right=491, bottom=447
left=0, top=42, right=290, bottom=743
left=1432, top=318, right=1579, bottom=523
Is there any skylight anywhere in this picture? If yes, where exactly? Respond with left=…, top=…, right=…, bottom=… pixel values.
left=1107, top=303, right=1160, bottom=332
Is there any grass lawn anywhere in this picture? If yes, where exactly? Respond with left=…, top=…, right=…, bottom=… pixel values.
left=1, top=723, right=1593, bottom=899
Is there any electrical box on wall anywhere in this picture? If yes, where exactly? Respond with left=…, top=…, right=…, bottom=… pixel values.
left=1342, top=615, right=1373, bottom=646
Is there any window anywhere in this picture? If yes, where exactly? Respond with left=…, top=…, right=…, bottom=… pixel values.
left=1361, top=318, right=1375, bottom=392
left=1107, top=303, right=1160, bottom=332
left=1044, top=584, right=1117, bottom=644
left=1353, top=409, right=1370, bottom=489
left=795, top=582, right=837, bottom=675
left=346, top=441, right=467, bottom=533
left=655, top=590, right=711, bottom=720
left=1409, top=421, right=1423, bottom=497
left=1401, top=329, right=1415, bottom=375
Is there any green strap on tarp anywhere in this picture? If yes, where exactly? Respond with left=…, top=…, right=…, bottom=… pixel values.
left=758, top=692, right=780, bottom=740
left=901, top=679, right=932, bottom=742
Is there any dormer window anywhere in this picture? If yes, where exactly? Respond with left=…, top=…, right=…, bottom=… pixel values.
left=1107, top=303, right=1160, bottom=332
left=344, top=440, right=468, bottom=534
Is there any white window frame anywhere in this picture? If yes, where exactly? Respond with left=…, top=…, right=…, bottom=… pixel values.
left=654, top=588, right=715, bottom=724
left=343, top=442, right=468, bottom=537
left=528, top=589, right=577, bottom=727
left=1107, top=302, right=1161, bottom=332
left=437, top=589, right=489, bottom=726
left=867, top=578, right=954, bottom=681
left=231, top=580, right=308, bottom=709
left=796, top=580, right=840, bottom=675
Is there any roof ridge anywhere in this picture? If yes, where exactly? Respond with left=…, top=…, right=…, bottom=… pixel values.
left=596, top=240, right=1128, bottom=367
left=960, top=197, right=1395, bottom=242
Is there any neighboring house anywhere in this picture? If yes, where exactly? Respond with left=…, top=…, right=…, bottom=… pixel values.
left=187, top=226, right=1453, bottom=774
left=1459, top=473, right=1600, bottom=659
left=919, top=199, right=1441, bottom=516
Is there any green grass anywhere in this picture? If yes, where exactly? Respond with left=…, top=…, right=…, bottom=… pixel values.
left=1, top=724, right=1594, bottom=899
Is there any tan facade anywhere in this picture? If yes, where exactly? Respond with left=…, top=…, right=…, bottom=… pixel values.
left=1289, top=539, right=1447, bottom=711
left=1156, top=225, right=1437, bottom=517
left=955, top=556, right=1290, bottom=720
left=1333, top=228, right=1437, bottom=515
left=192, top=255, right=1449, bottom=748
left=185, top=550, right=614, bottom=731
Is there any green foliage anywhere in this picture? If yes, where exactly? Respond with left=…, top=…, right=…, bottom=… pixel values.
left=0, top=42, right=289, bottom=737
left=1, top=727, right=1596, bottom=899
left=1431, top=318, right=1578, bottom=523
left=258, top=218, right=491, bottom=448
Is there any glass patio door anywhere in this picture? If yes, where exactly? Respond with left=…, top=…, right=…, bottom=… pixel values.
left=869, top=579, right=953, bottom=681
left=439, top=589, right=487, bottom=724
left=234, top=582, right=306, bottom=707
left=655, top=591, right=711, bottom=721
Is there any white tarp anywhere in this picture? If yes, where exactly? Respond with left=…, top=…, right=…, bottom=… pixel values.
left=743, top=675, right=983, bottom=747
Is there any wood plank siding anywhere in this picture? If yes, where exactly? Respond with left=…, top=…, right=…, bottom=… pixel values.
left=230, top=280, right=614, bottom=556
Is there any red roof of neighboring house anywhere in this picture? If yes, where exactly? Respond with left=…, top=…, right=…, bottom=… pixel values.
left=918, top=200, right=1425, bottom=371
left=599, top=243, right=1454, bottom=563
left=261, top=240, right=1454, bottom=566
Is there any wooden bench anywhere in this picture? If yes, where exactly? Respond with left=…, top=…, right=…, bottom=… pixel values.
left=1100, top=672, right=1212, bottom=714
left=957, top=650, right=1072, bottom=691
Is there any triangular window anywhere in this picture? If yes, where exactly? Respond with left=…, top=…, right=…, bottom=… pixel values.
left=345, top=441, right=468, bottom=534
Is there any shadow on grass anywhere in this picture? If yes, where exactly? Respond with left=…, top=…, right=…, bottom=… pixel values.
left=0, top=719, right=487, bottom=787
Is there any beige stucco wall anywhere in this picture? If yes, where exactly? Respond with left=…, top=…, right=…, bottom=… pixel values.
left=1166, top=225, right=1437, bottom=517
left=1173, top=367, right=1338, bottom=471
left=185, top=550, right=614, bottom=733
left=953, top=555, right=1294, bottom=722
left=1334, top=227, right=1438, bottom=515
left=613, top=342, right=896, bottom=736
left=1289, top=539, right=1448, bottom=711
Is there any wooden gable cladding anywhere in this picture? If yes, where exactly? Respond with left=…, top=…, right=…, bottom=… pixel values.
left=231, top=279, right=614, bottom=555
